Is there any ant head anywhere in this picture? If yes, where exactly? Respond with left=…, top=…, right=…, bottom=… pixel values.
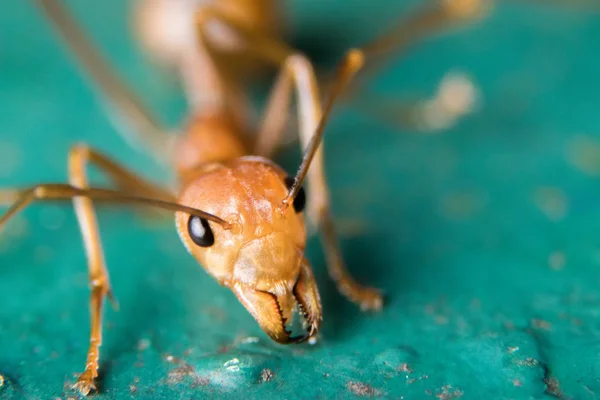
left=175, top=156, right=321, bottom=343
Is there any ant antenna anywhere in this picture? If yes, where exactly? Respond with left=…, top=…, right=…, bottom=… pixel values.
left=283, top=49, right=365, bottom=208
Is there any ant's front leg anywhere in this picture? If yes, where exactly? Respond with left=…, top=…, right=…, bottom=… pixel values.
left=68, top=144, right=175, bottom=395
left=256, top=53, right=384, bottom=311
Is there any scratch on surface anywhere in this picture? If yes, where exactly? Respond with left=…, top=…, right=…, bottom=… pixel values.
left=525, top=328, right=567, bottom=400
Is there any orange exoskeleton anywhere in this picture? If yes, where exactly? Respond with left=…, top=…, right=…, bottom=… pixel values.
left=1, top=0, right=487, bottom=395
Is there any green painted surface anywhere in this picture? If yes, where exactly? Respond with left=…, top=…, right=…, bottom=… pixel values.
left=2, top=1, right=600, bottom=399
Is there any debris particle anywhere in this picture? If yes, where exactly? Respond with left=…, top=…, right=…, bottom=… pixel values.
left=439, top=191, right=486, bottom=220
left=436, top=384, right=464, bottom=399
left=164, top=354, right=182, bottom=364
left=240, top=336, right=259, bottom=344
left=191, top=376, right=209, bottom=388
left=167, top=363, right=208, bottom=387
left=0, top=374, right=4, bottom=388
left=568, top=135, right=600, bottom=175
left=224, top=358, right=240, bottom=372
left=416, top=71, right=479, bottom=132
left=260, top=369, right=274, bottom=383
left=517, top=357, right=539, bottom=367
left=167, top=364, right=194, bottom=384
left=398, top=363, right=412, bottom=373
left=503, top=320, right=515, bottom=330
left=513, top=379, right=522, bottom=387
left=507, top=346, right=519, bottom=354
left=137, top=338, right=151, bottom=351
left=548, top=252, right=565, bottom=271
left=347, top=381, right=382, bottom=397
left=407, top=375, right=429, bottom=384
left=544, top=376, right=564, bottom=398
left=532, top=187, right=568, bottom=221
left=532, top=319, right=552, bottom=331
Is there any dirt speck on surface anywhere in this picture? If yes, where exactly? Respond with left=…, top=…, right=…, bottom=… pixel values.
left=532, top=319, right=552, bottom=331
left=568, top=135, right=600, bottom=175
left=167, top=364, right=195, bottom=385
left=259, top=369, right=274, bottom=383
left=166, top=363, right=209, bottom=387
left=164, top=354, right=182, bottom=364
left=548, top=251, right=566, bottom=270
left=544, top=376, right=564, bottom=399
left=137, top=338, right=151, bottom=351
left=347, top=381, right=382, bottom=397
left=436, top=385, right=464, bottom=399
left=532, top=187, right=568, bottom=221
left=407, top=375, right=429, bottom=384
left=439, top=191, right=486, bottom=220
left=513, top=379, right=522, bottom=387
left=398, top=363, right=412, bottom=373
left=130, top=377, right=139, bottom=394
left=517, top=357, right=539, bottom=367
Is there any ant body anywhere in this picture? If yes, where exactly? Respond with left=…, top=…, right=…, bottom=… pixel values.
left=1, top=0, right=485, bottom=395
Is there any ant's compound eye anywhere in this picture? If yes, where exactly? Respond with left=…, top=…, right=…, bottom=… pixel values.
left=284, top=177, right=306, bottom=213
left=188, top=215, right=214, bottom=247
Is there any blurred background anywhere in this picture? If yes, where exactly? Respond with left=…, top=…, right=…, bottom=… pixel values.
left=1, top=0, right=600, bottom=398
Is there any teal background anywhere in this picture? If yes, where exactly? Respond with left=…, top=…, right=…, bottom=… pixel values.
left=2, top=1, right=600, bottom=399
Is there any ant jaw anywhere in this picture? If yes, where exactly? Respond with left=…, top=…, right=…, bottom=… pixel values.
left=231, top=262, right=322, bottom=344
left=293, top=260, right=322, bottom=341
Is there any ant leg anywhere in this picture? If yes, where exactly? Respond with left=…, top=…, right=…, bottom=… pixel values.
left=326, top=0, right=486, bottom=132
left=68, top=144, right=175, bottom=395
left=341, top=0, right=488, bottom=97
left=258, top=54, right=383, bottom=311
left=189, top=5, right=296, bottom=136
left=34, top=0, right=174, bottom=169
